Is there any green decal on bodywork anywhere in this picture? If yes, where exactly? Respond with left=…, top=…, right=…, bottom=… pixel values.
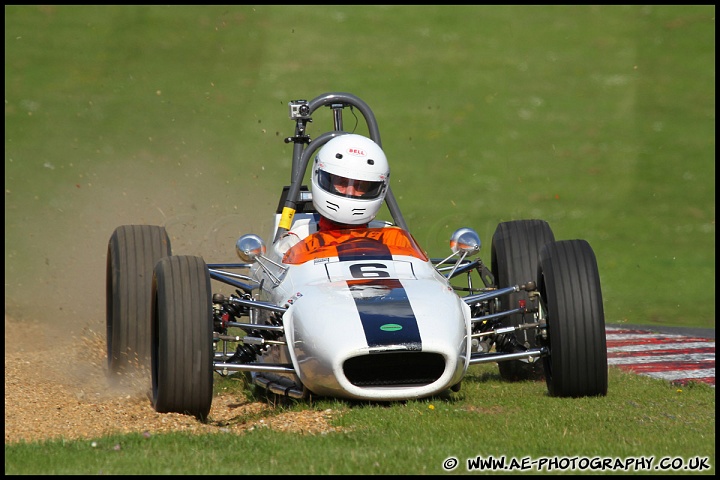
left=380, top=323, right=403, bottom=332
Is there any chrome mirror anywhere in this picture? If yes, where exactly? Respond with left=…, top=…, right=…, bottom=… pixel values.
left=450, top=228, right=481, bottom=256
left=236, top=234, right=266, bottom=263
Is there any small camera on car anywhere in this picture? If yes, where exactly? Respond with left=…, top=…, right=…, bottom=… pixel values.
left=289, top=100, right=310, bottom=119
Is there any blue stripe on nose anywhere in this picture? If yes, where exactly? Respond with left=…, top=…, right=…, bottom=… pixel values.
left=346, top=278, right=422, bottom=351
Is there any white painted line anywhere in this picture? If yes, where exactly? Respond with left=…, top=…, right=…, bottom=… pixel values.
left=607, top=353, right=715, bottom=365
left=641, top=369, right=716, bottom=382
left=606, top=333, right=690, bottom=341
left=606, top=341, right=716, bottom=353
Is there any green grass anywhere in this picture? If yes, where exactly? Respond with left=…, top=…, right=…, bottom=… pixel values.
left=5, top=5, right=714, bottom=328
left=5, top=367, right=716, bottom=475
left=4, top=5, right=715, bottom=475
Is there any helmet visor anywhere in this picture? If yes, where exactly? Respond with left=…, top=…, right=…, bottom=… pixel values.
left=318, top=171, right=385, bottom=199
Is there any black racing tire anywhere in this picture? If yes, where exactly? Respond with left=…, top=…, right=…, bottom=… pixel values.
left=151, top=255, right=214, bottom=421
left=538, top=240, right=608, bottom=397
left=106, top=225, right=172, bottom=377
left=491, top=220, right=555, bottom=381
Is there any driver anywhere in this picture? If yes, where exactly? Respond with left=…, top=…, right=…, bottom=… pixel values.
left=273, top=134, right=399, bottom=257
left=311, top=133, right=390, bottom=231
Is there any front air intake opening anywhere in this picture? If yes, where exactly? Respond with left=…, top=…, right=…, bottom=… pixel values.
left=344, top=352, right=445, bottom=387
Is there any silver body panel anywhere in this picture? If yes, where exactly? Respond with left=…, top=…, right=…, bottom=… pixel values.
left=250, top=215, right=472, bottom=401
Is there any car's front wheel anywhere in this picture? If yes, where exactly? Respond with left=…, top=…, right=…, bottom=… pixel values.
left=151, top=255, right=214, bottom=420
left=538, top=240, right=608, bottom=397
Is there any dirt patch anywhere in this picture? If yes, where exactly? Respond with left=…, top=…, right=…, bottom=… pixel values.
left=4, top=315, right=346, bottom=444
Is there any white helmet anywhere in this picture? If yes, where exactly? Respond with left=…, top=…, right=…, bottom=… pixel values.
left=311, top=134, right=390, bottom=225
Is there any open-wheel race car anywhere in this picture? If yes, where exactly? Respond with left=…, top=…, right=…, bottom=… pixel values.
left=106, top=92, right=608, bottom=420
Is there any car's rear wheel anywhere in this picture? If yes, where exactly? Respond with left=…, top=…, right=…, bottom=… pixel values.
left=106, top=225, right=171, bottom=378
left=538, top=240, right=608, bottom=397
left=151, top=255, right=214, bottom=420
left=491, top=220, right=555, bottom=381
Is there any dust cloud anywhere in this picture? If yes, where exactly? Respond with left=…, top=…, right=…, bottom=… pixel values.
left=4, top=152, right=293, bottom=443
left=5, top=153, right=275, bottom=340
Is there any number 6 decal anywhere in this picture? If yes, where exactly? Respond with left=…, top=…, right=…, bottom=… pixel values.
left=349, top=263, right=390, bottom=278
